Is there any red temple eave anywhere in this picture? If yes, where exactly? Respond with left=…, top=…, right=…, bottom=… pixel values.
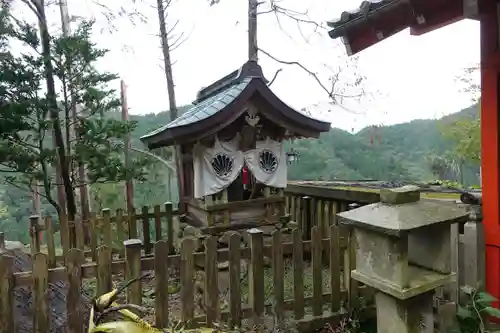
left=331, top=0, right=469, bottom=56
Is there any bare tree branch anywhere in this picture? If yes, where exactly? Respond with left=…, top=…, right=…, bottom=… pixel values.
left=256, top=0, right=326, bottom=43
left=456, top=65, right=480, bottom=103
left=258, top=47, right=366, bottom=114
left=168, top=30, right=187, bottom=52
left=88, top=0, right=147, bottom=33
left=259, top=48, right=337, bottom=99
left=267, top=68, right=282, bottom=87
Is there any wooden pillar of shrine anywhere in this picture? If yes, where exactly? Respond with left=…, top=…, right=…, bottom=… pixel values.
left=480, top=0, right=500, bottom=301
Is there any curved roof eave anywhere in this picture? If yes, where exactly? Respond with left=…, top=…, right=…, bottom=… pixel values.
left=141, top=79, right=331, bottom=149
left=253, top=79, right=331, bottom=133
left=141, top=79, right=257, bottom=148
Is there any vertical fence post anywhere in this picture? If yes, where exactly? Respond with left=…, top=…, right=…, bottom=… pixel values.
left=96, top=246, right=113, bottom=295
left=248, top=228, right=264, bottom=325
left=165, top=202, right=174, bottom=254
left=448, top=219, right=460, bottom=303
left=272, top=229, right=284, bottom=321
left=463, top=203, right=485, bottom=290
left=294, top=196, right=300, bottom=226
left=90, top=213, right=99, bottom=261
left=311, top=226, right=323, bottom=316
left=142, top=206, right=151, bottom=254
left=102, top=209, right=112, bottom=250
left=115, top=209, right=126, bottom=258
left=74, top=215, right=85, bottom=251
left=301, top=196, right=312, bottom=240
left=154, top=205, right=162, bottom=242
left=128, top=208, right=138, bottom=239
left=67, top=249, right=84, bottom=332
left=124, top=239, right=143, bottom=307
left=0, top=233, right=5, bottom=250
left=59, top=213, right=70, bottom=263
left=33, top=253, right=50, bottom=332
left=180, top=238, right=195, bottom=325
left=204, top=236, right=219, bottom=326
left=0, top=254, right=14, bottom=333
left=228, top=233, right=242, bottom=328
left=345, top=203, right=359, bottom=312
left=155, top=241, right=169, bottom=329
left=30, top=215, right=41, bottom=254
left=292, top=228, right=304, bottom=320
left=330, top=225, right=341, bottom=313
left=44, top=217, right=56, bottom=268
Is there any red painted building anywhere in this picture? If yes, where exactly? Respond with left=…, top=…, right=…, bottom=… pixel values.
left=327, top=0, right=498, bottom=297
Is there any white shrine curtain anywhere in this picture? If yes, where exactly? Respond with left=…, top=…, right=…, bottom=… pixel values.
left=193, top=136, right=287, bottom=198
left=244, top=138, right=287, bottom=188
left=193, top=135, right=244, bottom=199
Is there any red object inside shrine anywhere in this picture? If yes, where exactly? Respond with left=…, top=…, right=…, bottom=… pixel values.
left=242, top=167, right=249, bottom=185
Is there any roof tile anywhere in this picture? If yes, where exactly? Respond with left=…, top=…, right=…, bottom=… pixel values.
left=141, top=78, right=251, bottom=140
left=327, top=0, right=397, bottom=29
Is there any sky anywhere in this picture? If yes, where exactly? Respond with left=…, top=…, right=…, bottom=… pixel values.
left=36, top=0, right=481, bottom=132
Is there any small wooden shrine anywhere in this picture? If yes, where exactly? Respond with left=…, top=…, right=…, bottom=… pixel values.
left=141, top=61, right=331, bottom=227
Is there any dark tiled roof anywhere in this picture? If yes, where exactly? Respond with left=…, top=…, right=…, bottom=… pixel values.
left=195, top=69, right=242, bottom=104
left=327, top=0, right=399, bottom=31
left=195, top=60, right=267, bottom=103
left=140, top=60, right=331, bottom=148
left=141, top=61, right=266, bottom=141
left=141, top=78, right=251, bottom=139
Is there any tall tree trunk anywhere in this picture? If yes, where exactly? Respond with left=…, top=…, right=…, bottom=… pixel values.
left=156, top=0, right=185, bottom=212
left=52, top=132, right=67, bottom=214
left=248, top=0, right=258, bottom=62
left=59, top=0, right=90, bottom=223
left=32, top=181, right=40, bottom=215
left=121, top=80, right=134, bottom=213
left=157, top=0, right=177, bottom=122
left=38, top=0, right=77, bottom=221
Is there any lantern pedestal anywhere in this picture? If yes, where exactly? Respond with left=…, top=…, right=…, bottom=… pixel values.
left=338, top=185, right=468, bottom=333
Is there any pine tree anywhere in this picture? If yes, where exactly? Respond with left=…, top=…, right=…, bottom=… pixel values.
left=0, top=4, right=148, bottom=220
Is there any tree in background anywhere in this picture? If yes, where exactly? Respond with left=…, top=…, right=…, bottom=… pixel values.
left=0, top=3, right=148, bottom=225
left=425, top=154, right=460, bottom=181
left=153, top=0, right=187, bottom=207
left=441, top=112, right=480, bottom=165
left=440, top=66, right=481, bottom=167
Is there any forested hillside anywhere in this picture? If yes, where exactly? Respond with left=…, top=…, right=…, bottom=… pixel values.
left=288, top=105, right=479, bottom=184
left=0, top=104, right=479, bottom=243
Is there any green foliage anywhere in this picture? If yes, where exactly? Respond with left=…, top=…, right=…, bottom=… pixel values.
left=426, top=153, right=462, bottom=181
left=449, top=286, right=500, bottom=333
left=0, top=6, right=148, bottom=216
left=433, top=179, right=464, bottom=189
left=440, top=105, right=481, bottom=165
left=287, top=105, right=480, bottom=186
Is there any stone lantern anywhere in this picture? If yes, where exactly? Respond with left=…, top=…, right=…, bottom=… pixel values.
left=337, top=185, right=468, bottom=333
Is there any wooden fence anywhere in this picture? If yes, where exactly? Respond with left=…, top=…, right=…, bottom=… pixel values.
left=12, top=184, right=485, bottom=331
left=29, top=203, right=178, bottom=267
left=0, top=225, right=368, bottom=332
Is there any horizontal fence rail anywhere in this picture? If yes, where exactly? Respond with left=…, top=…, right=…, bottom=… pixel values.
left=29, top=203, right=178, bottom=267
